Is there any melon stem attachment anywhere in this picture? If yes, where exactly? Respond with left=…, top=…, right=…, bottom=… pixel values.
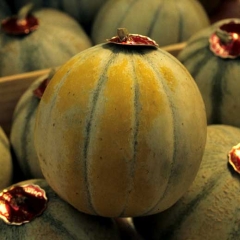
left=209, top=21, right=240, bottom=58
left=17, top=3, right=34, bottom=26
left=215, top=28, right=233, bottom=43
left=117, top=28, right=129, bottom=42
left=107, top=28, right=159, bottom=47
left=1, top=2, right=38, bottom=36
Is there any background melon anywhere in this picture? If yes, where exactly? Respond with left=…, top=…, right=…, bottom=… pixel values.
left=0, top=178, right=123, bottom=239
left=91, top=0, right=210, bottom=46
left=0, top=7, right=92, bottom=77
left=10, top=70, right=55, bottom=179
left=11, top=0, right=107, bottom=33
left=133, top=124, right=240, bottom=240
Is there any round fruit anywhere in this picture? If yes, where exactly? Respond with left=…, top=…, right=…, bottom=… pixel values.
left=178, top=18, right=240, bottom=127
left=0, top=178, right=122, bottom=239
left=0, top=7, right=92, bottom=77
left=34, top=30, right=207, bottom=217
left=91, top=0, right=210, bottom=46
left=12, top=0, right=107, bottom=32
left=133, top=124, right=240, bottom=240
left=10, top=71, right=54, bottom=179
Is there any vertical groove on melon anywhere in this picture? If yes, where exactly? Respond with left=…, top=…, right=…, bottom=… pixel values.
left=141, top=54, right=176, bottom=215
left=209, top=60, right=225, bottom=124
left=84, top=53, right=117, bottom=215
left=119, top=56, right=140, bottom=217
left=146, top=0, right=163, bottom=38
left=158, top=170, right=224, bottom=239
left=114, top=0, right=137, bottom=30
left=86, top=52, right=138, bottom=217
left=175, top=1, right=184, bottom=43
left=19, top=96, right=39, bottom=175
left=36, top=49, right=105, bottom=215
left=179, top=44, right=226, bottom=125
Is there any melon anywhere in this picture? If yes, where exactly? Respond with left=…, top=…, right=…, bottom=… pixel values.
left=34, top=30, right=207, bottom=217
left=10, top=70, right=54, bottom=179
left=12, top=0, right=107, bottom=32
left=0, top=178, right=122, bottom=239
left=91, top=0, right=210, bottom=46
left=0, top=6, right=92, bottom=77
left=178, top=18, right=240, bottom=127
left=133, top=124, right=240, bottom=240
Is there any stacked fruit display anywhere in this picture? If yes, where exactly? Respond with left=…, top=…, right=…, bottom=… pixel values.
left=1, top=0, right=240, bottom=239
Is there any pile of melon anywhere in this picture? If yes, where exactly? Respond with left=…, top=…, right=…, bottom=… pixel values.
left=1, top=0, right=240, bottom=239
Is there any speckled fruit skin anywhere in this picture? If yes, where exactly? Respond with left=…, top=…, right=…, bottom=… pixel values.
left=0, top=8, right=92, bottom=77
left=91, top=0, right=210, bottom=46
left=133, top=124, right=240, bottom=240
left=10, top=72, right=54, bottom=179
left=0, top=179, right=122, bottom=240
left=178, top=18, right=240, bottom=128
left=34, top=41, right=207, bottom=218
left=0, top=126, right=13, bottom=190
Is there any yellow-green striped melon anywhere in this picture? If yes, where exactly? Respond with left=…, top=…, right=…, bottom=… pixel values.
left=34, top=40, right=207, bottom=217
left=0, top=126, right=13, bottom=190
left=133, top=124, right=240, bottom=240
left=0, top=178, right=122, bottom=239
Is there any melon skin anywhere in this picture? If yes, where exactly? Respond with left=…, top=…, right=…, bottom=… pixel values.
left=178, top=18, right=240, bottom=128
left=10, top=72, right=54, bottom=179
left=133, top=124, right=240, bottom=240
left=12, top=0, right=107, bottom=32
left=0, top=178, right=122, bottom=240
left=0, top=8, right=92, bottom=77
left=0, top=127, right=13, bottom=190
left=34, top=42, right=207, bottom=217
left=91, top=0, right=210, bottom=46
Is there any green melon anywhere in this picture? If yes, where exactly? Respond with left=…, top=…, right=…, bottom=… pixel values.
left=12, top=0, right=107, bottom=32
left=0, top=7, right=92, bottom=77
left=0, top=178, right=122, bottom=239
left=10, top=71, right=54, bottom=179
left=133, top=124, right=240, bottom=240
left=91, top=0, right=210, bottom=46
left=178, top=18, right=240, bottom=127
